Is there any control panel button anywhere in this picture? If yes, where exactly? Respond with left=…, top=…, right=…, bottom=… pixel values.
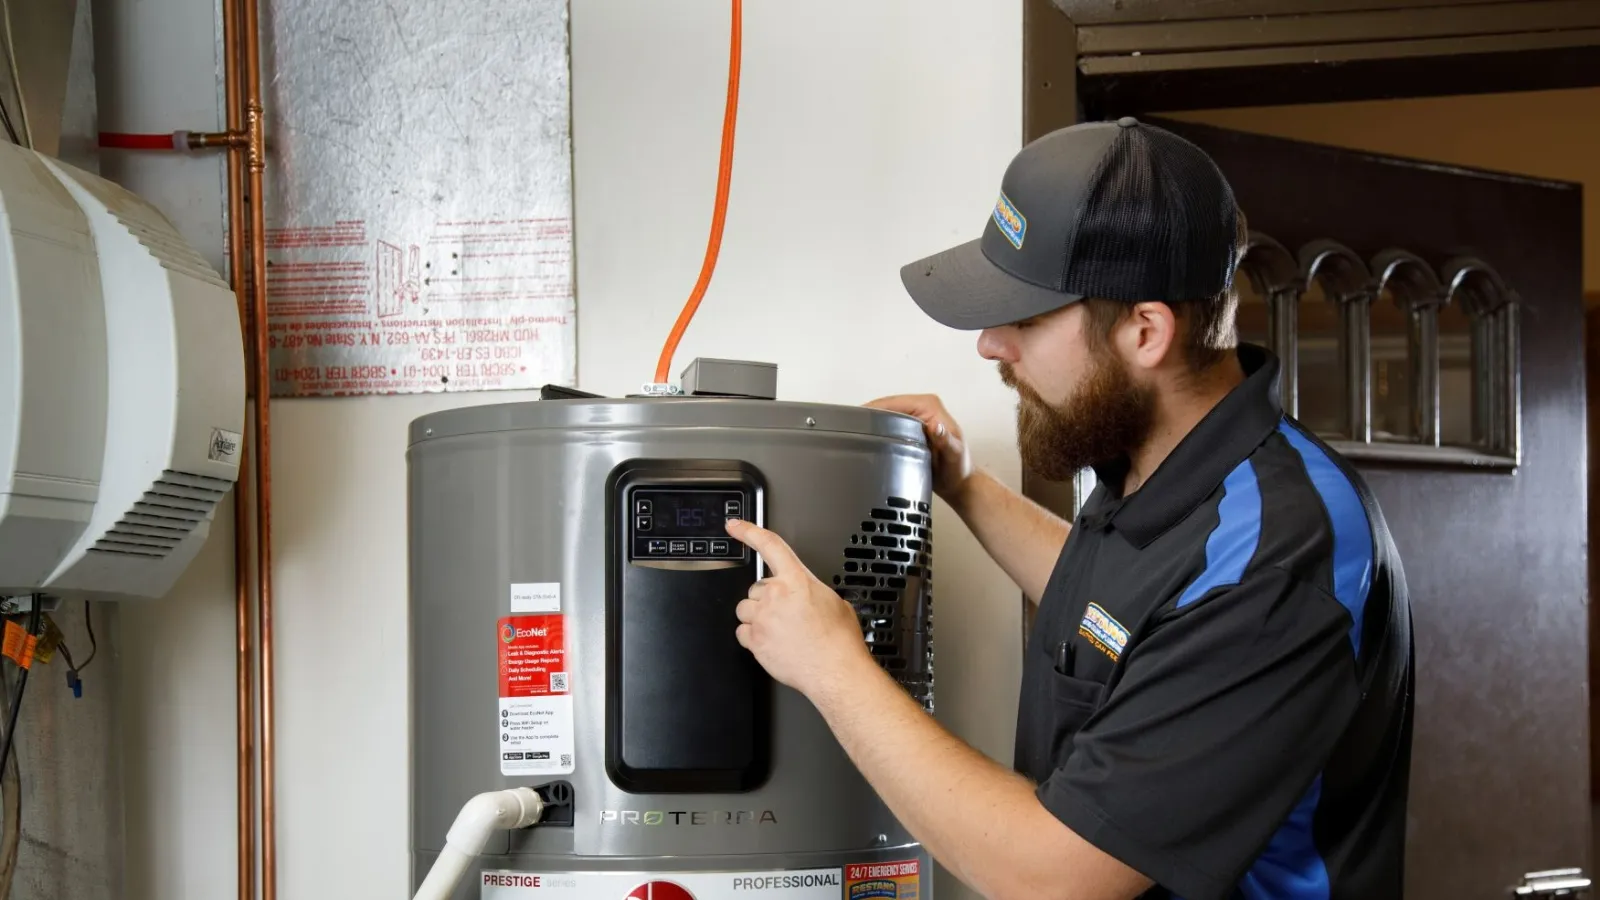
left=710, top=540, right=730, bottom=555
left=724, top=499, right=742, bottom=517
left=636, top=499, right=653, bottom=515
left=689, top=540, right=709, bottom=555
left=669, top=540, right=688, bottom=555
left=636, top=515, right=652, bottom=531
left=647, top=540, right=668, bottom=555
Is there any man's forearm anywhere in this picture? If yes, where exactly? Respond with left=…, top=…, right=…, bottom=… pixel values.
left=723, top=515, right=1151, bottom=900
left=807, top=653, right=1149, bottom=900
left=946, top=469, right=1070, bottom=602
left=810, top=654, right=1056, bottom=898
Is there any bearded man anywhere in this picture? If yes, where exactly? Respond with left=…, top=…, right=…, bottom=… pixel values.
left=724, top=118, right=1414, bottom=900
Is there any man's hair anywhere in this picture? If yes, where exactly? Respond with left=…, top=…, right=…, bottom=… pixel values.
left=1080, top=207, right=1250, bottom=375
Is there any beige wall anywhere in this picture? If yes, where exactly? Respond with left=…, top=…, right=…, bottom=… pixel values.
left=96, top=13, right=1600, bottom=895
left=1165, top=87, right=1600, bottom=296
left=102, top=1, right=1024, bottom=898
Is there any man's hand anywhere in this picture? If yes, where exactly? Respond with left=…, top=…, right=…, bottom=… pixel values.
left=867, top=391, right=1069, bottom=603
left=725, top=517, right=871, bottom=699
left=865, top=394, right=974, bottom=502
left=725, top=526, right=1150, bottom=900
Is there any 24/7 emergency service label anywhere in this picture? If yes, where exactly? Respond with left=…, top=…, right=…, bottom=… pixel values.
left=480, top=868, right=843, bottom=899
left=845, top=859, right=921, bottom=899
left=497, top=615, right=573, bottom=776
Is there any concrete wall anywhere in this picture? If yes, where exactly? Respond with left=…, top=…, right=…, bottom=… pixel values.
left=7, top=600, right=123, bottom=900
left=95, top=1, right=1024, bottom=898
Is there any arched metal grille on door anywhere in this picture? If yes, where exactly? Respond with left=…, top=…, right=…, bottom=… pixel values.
left=1239, top=230, right=1522, bottom=469
left=1038, top=229, right=1525, bottom=647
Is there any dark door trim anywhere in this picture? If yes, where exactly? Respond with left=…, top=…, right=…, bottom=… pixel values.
left=1026, top=0, right=1600, bottom=139
left=1021, top=0, right=1600, bottom=507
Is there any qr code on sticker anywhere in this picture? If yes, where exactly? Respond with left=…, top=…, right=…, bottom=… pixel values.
left=550, top=672, right=568, bottom=692
left=559, top=753, right=573, bottom=768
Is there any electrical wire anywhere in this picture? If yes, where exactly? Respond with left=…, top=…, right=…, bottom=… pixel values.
left=77, top=602, right=95, bottom=672
left=652, top=0, right=742, bottom=386
left=0, top=15, right=18, bottom=149
left=0, top=0, right=27, bottom=149
left=0, top=81, right=17, bottom=145
left=0, top=663, right=18, bottom=900
left=0, top=98, right=17, bottom=146
left=0, top=597, right=37, bottom=899
left=55, top=637, right=80, bottom=698
left=0, top=602, right=40, bottom=779
left=51, top=604, right=93, bottom=697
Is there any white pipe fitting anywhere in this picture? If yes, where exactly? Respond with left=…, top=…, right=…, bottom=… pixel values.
left=412, top=787, right=546, bottom=900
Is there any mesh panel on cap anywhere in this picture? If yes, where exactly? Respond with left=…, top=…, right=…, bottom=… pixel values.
left=1062, top=126, right=1239, bottom=303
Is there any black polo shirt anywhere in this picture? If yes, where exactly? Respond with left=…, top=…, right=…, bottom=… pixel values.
left=1014, top=344, right=1413, bottom=900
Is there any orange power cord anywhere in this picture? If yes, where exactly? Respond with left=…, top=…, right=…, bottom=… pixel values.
left=653, top=0, right=743, bottom=386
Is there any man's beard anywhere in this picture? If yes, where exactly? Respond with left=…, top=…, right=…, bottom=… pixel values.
left=1000, top=351, right=1156, bottom=482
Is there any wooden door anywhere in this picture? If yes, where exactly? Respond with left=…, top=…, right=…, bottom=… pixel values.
left=1588, top=305, right=1600, bottom=804
left=1148, top=118, right=1591, bottom=899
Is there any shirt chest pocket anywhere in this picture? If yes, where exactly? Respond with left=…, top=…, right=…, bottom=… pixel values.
left=1026, top=634, right=1107, bottom=772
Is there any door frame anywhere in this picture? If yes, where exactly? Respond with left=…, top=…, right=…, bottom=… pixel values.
left=1019, top=0, right=1599, bottom=885
left=1019, top=0, right=1600, bottom=523
left=1590, top=302, right=1600, bottom=801
left=1024, top=0, right=1600, bottom=144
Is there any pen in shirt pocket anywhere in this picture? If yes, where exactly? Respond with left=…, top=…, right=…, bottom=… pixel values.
left=1054, top=639, right=1074, bottom=674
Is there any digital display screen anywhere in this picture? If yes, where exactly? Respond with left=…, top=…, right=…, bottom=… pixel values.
left=650, top=494, right=729, bottom=536
left=630, top=489, right=747, bottom=560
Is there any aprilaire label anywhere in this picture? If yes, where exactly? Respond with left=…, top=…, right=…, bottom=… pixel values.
left=480, top=868, right=843, bottom=898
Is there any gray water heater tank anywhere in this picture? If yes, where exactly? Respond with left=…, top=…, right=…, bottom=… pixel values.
left=408, top=395, right=936, bottom=899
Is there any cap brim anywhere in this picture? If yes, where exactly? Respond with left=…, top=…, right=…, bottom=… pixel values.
left=899, top=238, right=1083, bottom=331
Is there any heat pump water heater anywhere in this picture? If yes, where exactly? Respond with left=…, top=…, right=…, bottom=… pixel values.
left=408, top=392, right=935, bottom=899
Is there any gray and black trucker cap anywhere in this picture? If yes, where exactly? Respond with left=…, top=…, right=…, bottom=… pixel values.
left=900, top=117, right=1242, bottom=331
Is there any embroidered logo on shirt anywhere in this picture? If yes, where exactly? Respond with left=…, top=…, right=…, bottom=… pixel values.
left=1079, top=603, right=1129, bottom=662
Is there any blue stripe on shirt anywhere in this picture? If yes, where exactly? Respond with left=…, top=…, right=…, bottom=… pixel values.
left=1233, top=422, right=1377, bottom=900
left=1276, top=419, right=1375, bottom=655
left=1175, top=459, right=1262, bottom=608
left=1239, top=776, right=1332, bottom=900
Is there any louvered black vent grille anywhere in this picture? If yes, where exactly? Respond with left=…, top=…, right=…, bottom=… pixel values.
left=832, top=495, right=934, bottom=712
left=89, top=470, right=232, bottom=559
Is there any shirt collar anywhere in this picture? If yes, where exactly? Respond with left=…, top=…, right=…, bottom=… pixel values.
left=1082, top=343, right=1282, bottom=548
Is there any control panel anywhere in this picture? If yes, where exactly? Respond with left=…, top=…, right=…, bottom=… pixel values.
left=629, top=488, right=747, bottom=561
left=605, top=459, right=770, bottom=794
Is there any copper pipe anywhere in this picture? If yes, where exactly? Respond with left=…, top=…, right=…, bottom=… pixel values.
left=238, top=0, right=276, bottom=890
left=232, top=452, right=255, bottom=900
left=193, top=131, right=250, bottom=150
left=221, top=0, right=256, bottom=892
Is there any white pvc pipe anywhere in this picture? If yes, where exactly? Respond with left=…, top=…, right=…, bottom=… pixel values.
left=413, top=846, right=475, bottom=900
left=412, top=787, right=545, bottom=900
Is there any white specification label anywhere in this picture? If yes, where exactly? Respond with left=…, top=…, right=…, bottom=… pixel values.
left=510, top=582, right=561, bottom=613
left=498, top=695, right=574, bottom=776
left=481, top=868, right=844, bottom=899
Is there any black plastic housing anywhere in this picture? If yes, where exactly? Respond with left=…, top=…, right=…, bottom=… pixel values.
left=604, top=458, right=771, bottom=794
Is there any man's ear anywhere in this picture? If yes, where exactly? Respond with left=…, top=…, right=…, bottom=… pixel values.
left=1116, top=301, right=1178, bottom=372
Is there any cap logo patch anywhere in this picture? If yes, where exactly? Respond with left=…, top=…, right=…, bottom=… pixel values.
left=993, top=191, right=1027, bottom=249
